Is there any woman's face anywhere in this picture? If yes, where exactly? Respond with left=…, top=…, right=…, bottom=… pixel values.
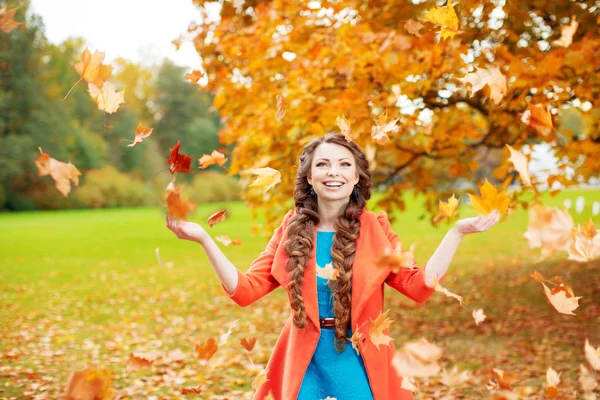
left=307, top=142, right=360, bottom=202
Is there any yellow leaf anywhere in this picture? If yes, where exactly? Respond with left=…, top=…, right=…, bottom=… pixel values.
left=506, top=145, right=531, bottom=186
left=336, top=114, right=352, bottom=142
left=198, top=150, right=228, bottom=169
left=433, top=278, right=464, bottom=305
left=316, top=262, right=340, bottom=281
left=422, top=0, right=461, bottom=41
left=252, top=368, right=269, bottom=391
left=73, top=47, right=113, bottom=88
left=521, top=104, right=553, bottom=136
left=467, top=178, right=511, bottom=215
left=458, top=67, right=507, bottom=105
left=369, top=309, right=395, bottom=350
left=88, top=82, right=125, bottom=114
left=435, top=193, right=459, bottom=222
left=246, top=167, right=281, bottom=192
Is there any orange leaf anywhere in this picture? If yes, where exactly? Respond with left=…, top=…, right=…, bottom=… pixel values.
left=276, top=94, right=286, bottom=122
left=198, top=150, right=228, bottom=169
left=506, top=145, right=532, bottom=186
left=181, top=385, right=203, bottom=394
left=125, top=351, right=157, bottom=374
left=404, top=19, right=423, bottom=38
left=215, top=235, right=242, bottom=246
left=336, top=114, right=352, bottom=142
left=63, top=366, right=115, bottom=400
left=127, top=123, right=153, bottom=147
left=371, top=111, right=399, bottom=145
left=165, top=180, right=196, bottom=220
left=73, top=47, right=113, bottom=88
left=33, top=147, right=82, bottom=197
left=521, top=104, right=553, bottom=136
left=167, top=141, right=193, bottom=174
left=490, top=368, right=519, bottom=390
left=240, top=337, right=257, bottom=351
left=552, top=15, right=578, bottom=48
left=195, top=338, right=217, bottom=362
left=458, top=67, right=507, bottom=105
left=208, top=210, right=227, bottom=228
left=369, top=309, right=395, bottom=350
left=433, top=278, right=464, bottom=305
left=350, top=328, right=363, bottom=355
left=0, top=6, right=21, bottom=33
left=184, top=70, right=205, bottom=83
left=375, top=243, right=417, bottom=273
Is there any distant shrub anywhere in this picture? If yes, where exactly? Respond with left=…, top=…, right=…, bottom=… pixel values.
left=183, top=171, right=242, bottom=204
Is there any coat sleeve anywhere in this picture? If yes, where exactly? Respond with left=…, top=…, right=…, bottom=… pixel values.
left=220, top=210, right=293, bottom=307
left=377, top=211, right=446, bottom=304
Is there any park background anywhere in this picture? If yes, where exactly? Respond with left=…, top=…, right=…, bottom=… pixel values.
left=1, top=0, right=599, bottom=399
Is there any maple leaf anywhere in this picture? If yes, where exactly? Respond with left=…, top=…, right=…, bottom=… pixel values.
left=371, top=111, right=399, bottom=145
left=472, top=308, right=486, bottom=326
left=392, top=338, right=443, bottom=378
left=215, top=235, right=242, bottom=246
left=584, top=339, right=600, bottom=371
left=441, top=365, right=472, bottom=387
left=433, top=278, right=464, bottom=305
left=336, top=114, right=352, bottom=142
left=401, top=376, right=418, bottom=392
left=0, top=6, right=21, bottom=33
left=350, top=329, right=363, bottom=355
left=375, top=243, right=417, bottom=273
left=252, top=368, right=269, bottom=391
left=490, top=368, right=519, bottom=390
left=365, top=143, right=378, bottom=171
left=198, top=150, right=228, bottom=169
left=246, top=167, right=281, bottom=192
left=422, top=0, right=461, bottom=41
left=521, top=103, right=553, bottom=137
left=127, top=123, right=153, bottom=147
left=542, top=282, right=582, bottom=315
left=552, top=15, right=578, bottom=48
left=467, top=179, right=511, bottom=215
left=88, top=82, right=125, bottom=114
left=506, top=145, right=531, bottom=186
left=195, top=338, right=217, bottom=362
left=316, top=262, right=340, bottom=280
left=208, top=209, right=227, bottom=228
left=545, top=367, right=561, bottom=398
left=523, top=204, right=574, bottom=260
left=184, top=70, right=204, bottom=83
left=64, top=48, right=113, bottom=100
left=34, top=147, right=82, bottom=197
left=458, top=67, right=507, bottom=105
left=181, top=385, right=203, bottom=394
left=218, top=319, right=239, bottom=346
left=568, top=220, right=600, bottom=263
left=241, top=337, right=257, bottom=351
left=125, top=351, right=157, bottom=374
left=276, top=94, right=286, bottom=122
left=167, top=141, right=193, bottom=174
left=63, top=366, right=115, bottom=400
left=165, top=180, right=196, bottom=220
left=434, top=193, right=459, bottom=223
left=369, top=309, right=395, bottom=350
left=404, top=19, right=424, bottom=38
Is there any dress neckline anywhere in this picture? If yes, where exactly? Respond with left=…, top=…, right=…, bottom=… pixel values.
left=317, top=230, right=335, bottom=234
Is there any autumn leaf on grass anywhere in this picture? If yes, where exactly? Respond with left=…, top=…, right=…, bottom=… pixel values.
left=127, top=123, right=153, bottom=147
left=375, top=243, right=417, bottom=273
left=276, top=94, right=286, bottom=122
left=316, top=262, right=340, bottom=281
left=246, top=167, right=281, bottom=192
left=88, top=82, right=125, bottom=114
left=490, top=368, right=519, bottom=390
left=208, top=209, right=227, bottom=227
left=125, top=351, right=157, bottom=374
left=546, top=367, right=561, bottom=398
left=181, top=385, right=203, bottom=394
left=584, top=339, right=600, bottom=371
left=0, top=6, right=21, bottom=33
left=441, top=365, right=472, bottom=387
left=241, top=337, right=257, bottom=351
left=505, top=145, right=532, bottom=186
left=568, top=219, right=600, bottom=263
left=371, top=111, right=399, bottom=145
left=523, top=204, right=574, bottom=260
left=165, top=180, right=196, bottom=220
left=63, top=366, right=115, bottom=400
left=458, top=67, right=507, bottom=105
left=218, top=319, right=238, bottom=346
left=467, top=179, right=511, bottom=215
left=434, top=194, right=459, bottom=223
left=472, top=308, right=486, bottom=326
left=215, top=235, right=242, bottom=246
left=252, top=368, right=269, bottom=391
left=65, top=48, right=113, bottom=100
left=184, top=70, right=204, bottom=83
left=34, top=147, right=82, bottom=197
left=422, top=0, right=461, bottom=41
left=195, top=338, right=217, bottom=363
left=521, top=103, right=553, bottom=137
left=167, top=141, right=193, bottom=174
left=552, top=15, right=578, bottom=48
left=404, top=19, right=424, bottom=38
left=369, top=309, right=394, bottom=350
left=433, top=277, right=464, bottom=305
left=541, top=282, right=582, bottom=315
left=336, top=114, right=352, bottom=142
left=198, top=150, right=228, bottom=169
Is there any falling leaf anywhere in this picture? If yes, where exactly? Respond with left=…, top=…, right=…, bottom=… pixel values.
left=0, top=6, right=21, bottom=33
left=63, top=366, right=115, bottom=400
left=181, top=385, right=203, bottom=394
left=392, top=338, right=443, bottom=378
left=521, top=104, right=553, bottom=136
left=167, top=141, right=193, bottom=174
left=241, top=337, right=257, bottom=351
left=72, top=48, right=113, bottom=88
left=467, top=179, right=511, bottom=215
left=184, top=70, right=204, bottom=83
left=350, top=329, right=363, bottom=355
left=472, top=308, right=486, bottom=326
left=371, top=111, right=399, bottom=145
left=316, top=262, right=340, bottom=280
left=208, top=210, right=227, bottom=228
left=546, top=367, right=561, bottom=398
left=276, top=94, right=286, bottom=122
left=215, top=235, right=242, bottom=246
left=88, top=82, right=125, bottom=114
left=34, top=147, right=82, bottom=197
left=252, top=368, right=269, bottom=391
left=400, top=376, right=418, bottom=392
left=434, top=194, right=459, bottom=223
left=568, top=220, right=600, bottom=263
left=578, top=364, right=598, bottom=395
left=165, top=180, right=196, bottom=220
left=552, top=15, right=578, bottom=48
left=490, top=368, right=519, bottom=390
left=433, top=278, right=464, bottom=305
left=506, top=145, right=531, bottom=186
left=404, top=19, right=424, bottom=38
left=523, top=204, right=574, bottom=260
left=125, top=351, right=157, bottom=374
left=369, top=309, right=395, bottom=350
left=198, top=150, right=228, bottom=169
left=375, top=243, right=417, bottom=273
left=541, top=282, right=582, bottom=315
left=336, top=114, right=352, bottom=142
left=584, top=339, right=600, bottom=371
left=458, top=67, right=507, bottom=105
left=127, top=123, right=153, bottom=147
left=218, top=319, right=239, bottom=346
left=529, top=270, right=545, bottom=283
left=247, top=167, right=281, bottom=192
left=195, top=338, right=217, bottom=362
left=441, top=365, right=472, bottom=387
left=422, top=0, right=461, bottom=41
left=365, top=143, right=378, bottom=171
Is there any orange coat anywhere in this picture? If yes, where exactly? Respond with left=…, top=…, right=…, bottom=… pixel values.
left=222, top=208, right=446, bottom=400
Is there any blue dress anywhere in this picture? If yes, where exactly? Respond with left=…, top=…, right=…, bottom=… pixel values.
left=297, top=231, right=374, bottom=400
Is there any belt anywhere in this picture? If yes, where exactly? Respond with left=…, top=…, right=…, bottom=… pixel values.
left=319, top=317, right=336, bottom=329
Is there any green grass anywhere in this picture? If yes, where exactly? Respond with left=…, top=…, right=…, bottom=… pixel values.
left=1, top=189, right=599, bottom=399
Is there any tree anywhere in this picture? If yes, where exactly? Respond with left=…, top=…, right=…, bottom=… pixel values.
left=188, top=0, right=600, bottom=231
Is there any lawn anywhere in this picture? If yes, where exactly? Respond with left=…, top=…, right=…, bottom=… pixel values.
left=1, top=188, right=599, bottom=399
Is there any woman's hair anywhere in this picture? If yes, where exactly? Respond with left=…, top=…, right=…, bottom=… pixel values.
left=283, top=133, right=372, bottom=352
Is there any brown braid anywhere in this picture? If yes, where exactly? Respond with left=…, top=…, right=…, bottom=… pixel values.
left=284, top=133, right=372, bottom=352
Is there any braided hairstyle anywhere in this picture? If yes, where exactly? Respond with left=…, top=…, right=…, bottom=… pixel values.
left=284, top=133, right=372, bottom=352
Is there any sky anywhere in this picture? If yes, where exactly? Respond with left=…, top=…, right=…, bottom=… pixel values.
left=29, top=0, right=203, bottom=69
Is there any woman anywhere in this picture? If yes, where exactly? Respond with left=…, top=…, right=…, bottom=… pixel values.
left=166, top=133, right=499, bottom=400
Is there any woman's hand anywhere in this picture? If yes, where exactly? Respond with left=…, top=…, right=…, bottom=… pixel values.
left=453, top=209, right=500, bottom=238
left=165, top=215, right=209, bottom=244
